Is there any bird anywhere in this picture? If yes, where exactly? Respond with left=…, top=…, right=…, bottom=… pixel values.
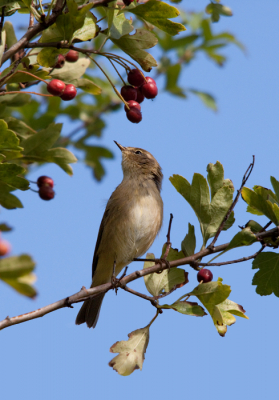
left=76, top=141, right=163, bottom=328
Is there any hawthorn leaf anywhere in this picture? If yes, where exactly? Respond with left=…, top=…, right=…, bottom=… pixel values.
left=6, top=117, right=36, bottom=139
left=143, top=253, right=188, bottom=297
left=0, top=92, right=31, bottom=107
left=22, top=123, right=62, bottom=156
left=39, top=147, right=77, bottom=175
left=111, top=29, right=157, bottom=72
left=181, top=223, right=196, bottom=256
left=165, top=63, right=186, bottom=97
left=0, top=184, right=23, bottom=209
left=0, top=223, right=13, bottom=232
left=189, top=278, right=248, bottom=336
left=0, top=28, right=6, bottom=66
left=110, top=10, right=134, bottom=40
left=37, top=48, right=68, bottom=68
left=0, top=254, right=35, bottom=279
left=242, top=186, right=279, bottom=225
left=50, top=57, right=91, bottom=81
left=270, top=176, right=279, bottom=202
left=170, top=162, right=235, bottom=246
left=69, top=78, right=102, bottom=95
left=0, top=164, right=29, bottom=190
left=129, top=1, right=186, bottom=36
left=2, top=272, right=37, bottom=298
left=109, top=326, right=149, bottom=376
left=0, top=119, right=23, bottom=153
left=73, top=12, right=98, bottom=41
left=160, top=300, right=206, bottom=317
left=189, top=89, right=217, bottom=111
left=3, top=21, right=17, bottom=49
left=252, top=252, right=279, bottom=297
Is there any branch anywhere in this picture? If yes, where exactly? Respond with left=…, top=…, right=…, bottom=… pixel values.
left=1, top=226, right=278, bottom=331
left=208, top=155, right=255, bottom=249
left=1, top=0, right=114, bottom=65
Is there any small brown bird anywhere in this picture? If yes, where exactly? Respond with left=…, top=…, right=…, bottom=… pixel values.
left=76, top=141, right=163, bottom=328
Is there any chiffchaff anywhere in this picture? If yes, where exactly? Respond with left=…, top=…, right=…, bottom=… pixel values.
left=76, top=142, right=163, bottom=328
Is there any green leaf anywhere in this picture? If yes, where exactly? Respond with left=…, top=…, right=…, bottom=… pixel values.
left=37, top=48, right=68, bottom=68
left=22, top=123, right=62, bottom=156
left=252, top=252, right=279, bottom=297
left=189, top=89, right=217, bottom=111
left=40, top=22, right=64, bottom=44
left=111, top=29, right=158, bottom=72
left=5, top=117, right=36, bottom=139
left=2, top=272, right=37, bottom=298
left=51, top=57, right=91, bottom=81
left=73, top=12, right=98, bottom=41
left=109, top=325, right=149, bottom=376
left=0, top=254, right=36, bottom=297
left=110, top=9, right=134, bottom=39
left=0, top=119, right=23, bottom=154
left=270, top=176, right=279, bottom=201
left=170, top=162, right=235, bottom=246
left=39, top=147, right=77, bottom=175
left=189, top=278, right=248, bottom=336
left=129, top=1, right=186, bottom=36
left=0, top=254, right=35, bottom=279
left=69, top=78, right=102, bottom=95
left=0, top=223, right=13, bottom=232
left=245, top=220, right=263, bottom=234
left=0, top=164, right=29, bottom=190
left=181, top=223, right=196, bottom=256
left=242, top=186, right=279, bottom=225
left=0, top=92, right=31, bottom=107
left=3, top=21, right=17, bottom=49
left=143, top=253, right=188, bottom=297
left=165, top=63, right=186, bottom=97
left=75, top=143, right=113, bottom=181
left=0, top=184, right=23, bottom=209
left=160, top=300, right=206, bottom=317
left=0, top=27, right=6, bottom=66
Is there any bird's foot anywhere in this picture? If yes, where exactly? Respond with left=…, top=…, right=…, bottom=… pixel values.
left=154, top=258, right=171, bottom=274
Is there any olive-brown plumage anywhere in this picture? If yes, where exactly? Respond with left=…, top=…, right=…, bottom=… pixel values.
left=76, top=142, right=163, bottom=328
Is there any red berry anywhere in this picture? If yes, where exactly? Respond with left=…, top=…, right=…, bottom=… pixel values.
left=37, top=176, right=54, bottom=188
left=47, top=79, right=66, bottom=96
left=124, top=100, right=141, bottom=112
left=39, top=186, right=55, bottom=201
left=126, top=107, right=142, bottom=123
left=127, top=69, right=145, bottom=87
left=0, top=240, right=11, bottom=256
left=121, top=85, right=137, bottom=101
left=54, top=54, right=65, bottom=69
left=65, top=50, right=79, bottom=63
left=197, top=269, right=213, bottom=283
left=136, top=87, right=145, bottom=104
left=60, top=84, right=77, bottom=101
left=142, top=77, right=158, bottom=99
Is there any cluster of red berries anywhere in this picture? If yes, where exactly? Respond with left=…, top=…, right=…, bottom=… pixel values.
left=121, top=69, right=158, bottom=123
left=197, top=268, right=213, bottom=283
left=37, top=176, right=55, bottom=201
left=47, top=50, right=79, bottom=101
left=0, top=234, right=11, bottom=257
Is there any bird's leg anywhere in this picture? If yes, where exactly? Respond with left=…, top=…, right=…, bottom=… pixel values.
left=154, top=258, right=171, bottom=274
left=111, top=263, right=128, bottom=294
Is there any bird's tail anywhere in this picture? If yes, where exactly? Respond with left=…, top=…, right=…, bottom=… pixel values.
left=75, top=292, right=105, bottom=328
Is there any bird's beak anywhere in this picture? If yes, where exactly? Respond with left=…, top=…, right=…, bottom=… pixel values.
left=114, top=141, right=126, bottom=152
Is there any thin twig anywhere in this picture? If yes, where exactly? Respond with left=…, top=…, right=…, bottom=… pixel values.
left=259, top=221, right=273, bottom=233
left=108, top=58, right=126, bottom=86
left=1, top=226, right=278, bottom=331
left=196, top=244, right=266, bottom=267
left=208, top=155, right=255, bottom=250
left=29, top=2, right=34, bottom=28
left=162, top=213, right=173, bottom=259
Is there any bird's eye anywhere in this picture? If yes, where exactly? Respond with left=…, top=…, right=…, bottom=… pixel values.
left=135, top=150, right=142, bottom=155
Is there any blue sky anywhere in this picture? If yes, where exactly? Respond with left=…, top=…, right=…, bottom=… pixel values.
left=1, top=1, right=279, bottom=399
